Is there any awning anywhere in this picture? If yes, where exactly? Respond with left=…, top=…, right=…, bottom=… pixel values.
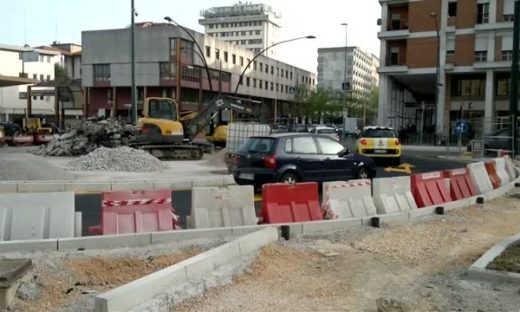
left=0, top=75, right=37, bottom=87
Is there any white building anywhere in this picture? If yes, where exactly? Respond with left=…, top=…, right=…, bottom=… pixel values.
left=199, top=2, right=281, bottom=57
left=317, top=46, right=379, bottom=98
left=0, top=44, right=61, bottom=122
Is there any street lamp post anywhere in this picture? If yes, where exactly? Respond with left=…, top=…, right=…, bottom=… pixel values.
left=509, top=0, right=520, bottom=156
left=130, top=0, right=137, bottom=123
left=164, top=16, right=213, bottom=92
left=341, top=22, right=348, bottom=131
left=233, top=35, right=316, bottom=97
left=430, top=12, right=441, bottom=144
left=233, top=35, right=315, bottom=123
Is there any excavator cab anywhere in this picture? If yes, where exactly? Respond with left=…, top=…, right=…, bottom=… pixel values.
left=136, top=97, right=185, bottom=144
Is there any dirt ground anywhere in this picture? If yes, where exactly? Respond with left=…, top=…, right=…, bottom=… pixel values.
left=488, top=244, right=520, bottom=273
left=174, top=193, right=520, bottom=312
left=9, top=242, right=212, bottom=312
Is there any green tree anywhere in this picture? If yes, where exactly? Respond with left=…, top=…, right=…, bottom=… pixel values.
left=54, top=64, right=69, bottom=81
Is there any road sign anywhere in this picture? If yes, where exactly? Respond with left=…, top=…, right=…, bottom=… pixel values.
left=454, top=120, right=469, bottom=135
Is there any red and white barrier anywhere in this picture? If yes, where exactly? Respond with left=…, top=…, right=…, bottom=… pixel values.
left=468, top=162, right=493, bottom=194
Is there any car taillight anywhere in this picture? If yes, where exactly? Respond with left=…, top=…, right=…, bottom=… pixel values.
left=360, top=138, right=367, bottom=145
left=264, top=155, right=277, bottom=168
left=395, top=139, right=400, bottom=146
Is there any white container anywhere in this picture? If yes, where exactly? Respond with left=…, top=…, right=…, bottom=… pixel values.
left=226, top=122, right=271, bottom=154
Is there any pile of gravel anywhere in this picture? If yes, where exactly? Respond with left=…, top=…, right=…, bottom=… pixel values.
left=68, top=147, right=165, bottom=172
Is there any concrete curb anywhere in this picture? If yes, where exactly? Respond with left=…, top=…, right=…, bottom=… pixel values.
left=94, top=227, right=278, bottom=312
left=467, top=232, right=520, bottom=283
left=0, top=176, right=237, bottom=194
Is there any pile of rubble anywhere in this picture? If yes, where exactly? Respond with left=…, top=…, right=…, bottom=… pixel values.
left=35, top=118, right=136, bottom=156
left=68, top=146, right=165, bottom=172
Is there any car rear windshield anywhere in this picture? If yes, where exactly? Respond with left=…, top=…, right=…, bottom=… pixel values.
left=362, top=129, right=396, bottom=138
left=317, top=128, right=335, bottom=134
left=238, top=137, right=275, bottom=153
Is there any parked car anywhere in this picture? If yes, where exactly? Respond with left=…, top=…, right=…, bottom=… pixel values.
left=466, top=128, right=518, bottom=154
left=308, top=125, right=340, bottom=141
left=0, top=126, right=4, bottom=147
left=291, top=124, right=307, bottom=133
left=270, top=124, right=288, bottom=133
left=356, top=126, right=401, bottom=165
left=232, top=133, right=376, bottom=187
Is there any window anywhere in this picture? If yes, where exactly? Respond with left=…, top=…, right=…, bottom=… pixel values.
left=265, top=81, right=268, bottom=89
left=496, top=77, right=510, bottom=96
left=477, top=3, right=489, bottom=24
left=317, top=137, right=344, bottom=154
left=475, top=51, right=487, bottom=62
left=240, top=56, right=244, bottom=66
left=32, top=74, right=37, bottom=80
left=270, top=82, right=274, bottom=91
left=290, top=72, right=293, bottom=80
left=265, top=65, right=269, bottom=73
left=504, top=15, right=514, bottom=22
left=276, top=67, right=279, bottom=76
left=148, top=98, right=177, bottom=120
left=40, top=95, right=44, bottom=100
left=255, top=30, right=261, bottom=35
left=276, top=83, right=279, bottom=92
left=46, top=56, right=51, bottom=63
left=284, top=139, right=293, bottom=153
left=390, top=47, right=399, bottom=65
left=280, top=69, right=284, bottom=77
left=46, top=75, right=50, bottom=81
left=232, top=54, right=236, bottom=64
left=502, top=50, right=513, bottom=61
left=205, top=46, right=211, bottom=58
left=448, top=2, right=457, bottom=17
left=259, top=79, right=263, bottom=89
left=238, top=137, right=274, bottom=153
left=271, top=66, right=274, bottom=74
left=451, top=76, right=485, bottom=97
left=39, top=74, right=44, bottom=81
left=180, top=39, right=194, bottom=62
left=39, top=55, right=44, bottom=62
left=246, top=77, right=250, bottom=86
left=253, top=78, right=257, bottom=88
left=209, top=24, right=214, bottom=29
left=159, top=63, right=176, bottom=80
left=253, top=61, right=257, bottom=70
left=292, top=137, right=318, bottom=154
left=259, top=62, right=263, bottom=71
left=182, top=65, right=200, bottom=82
left=224, top=51, right=228, bottom=62
left=215, top=48, right=220, bottom=60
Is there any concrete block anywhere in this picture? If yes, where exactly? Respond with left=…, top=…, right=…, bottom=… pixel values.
left=65, top=182, right=111, bottom=193
left=17, top=182, right=66, bottom=193
left=150, top=228, right=233, bottom=245
left=110, top=181, right=154, bottom=191
left=236, top=227, right=278, bottom=255
left=0, top=183, right=17, bottom=193
left=443, top=198, right=471, bottom=211
left=192, top=177, right=225, bottom=187
left=223, top=175, right=237, bottom=185
left=230, top=224, right=271, bottom=236
left=301, top=218, right=362, bottom=235
left=0, top=239, right=58, bottom=253
left=485, top=180, right=515, bottom=201
left=58, top=233, right=151, bottom=251
left=0, top=192, right=75, bottom=241
left=170, top=180, right=192, bottom=190
left=181, top=252, right=216, bottom=281
left=152, top=181, right=172, bottom=190
left=95, top=261, right=188, bottom=312
left=362, top=212, right=410, bottom=226
left=409, top=206, right=437, bottom=219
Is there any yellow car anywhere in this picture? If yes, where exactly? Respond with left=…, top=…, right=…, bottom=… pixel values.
left=356, top=126, right=401, bottom=165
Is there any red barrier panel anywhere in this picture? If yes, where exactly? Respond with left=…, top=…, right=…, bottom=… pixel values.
left=411, top=171, right=452, bottom=208
left=261, top=182, right=322, bottom=224
left=443, top=168, right=478, bottom=200
left=88, top=189, right=178, bottom=235
left=485, top=161, right=500, bottom=189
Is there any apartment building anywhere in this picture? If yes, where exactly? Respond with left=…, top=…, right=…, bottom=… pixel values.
left=199, top=2, right=281, bottom=56
left=0, top=44, right=61, bottom=122
left=378, top=0, right=516, bottom=136
left=317, top=46, right=379, bottom=99
left=81, top=23, right=316, bottom=119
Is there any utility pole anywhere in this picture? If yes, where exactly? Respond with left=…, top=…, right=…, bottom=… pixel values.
left=130, top=0, right=137, bottom=123
left=509, top=0, right=519, bottom=156
left=341, top=22, right=348, bottom=131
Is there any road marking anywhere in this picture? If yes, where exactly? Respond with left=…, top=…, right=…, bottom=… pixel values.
left=384, top=162, right=415, bottom=174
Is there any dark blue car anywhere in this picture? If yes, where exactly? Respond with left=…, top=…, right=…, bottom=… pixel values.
left=232, top=133, right=376, bottom=187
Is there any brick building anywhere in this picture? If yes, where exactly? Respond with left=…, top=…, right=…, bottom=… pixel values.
left=378, top=0, right=517, bottom=138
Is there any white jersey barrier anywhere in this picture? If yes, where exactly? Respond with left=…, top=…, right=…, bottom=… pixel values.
left=322, top=179, right=376, bottom=219
left=493, top=157, right=511, bottom=186
left=190, top=185, right=257, bottom=229
left=468, top=162, right=493, bottom=194
left=503, top=155, right=517, bottom=180
left=372, top=176, right=418, bottom=214
left=0, top=192, right=77, bottom=241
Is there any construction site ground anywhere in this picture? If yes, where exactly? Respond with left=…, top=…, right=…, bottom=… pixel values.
left=175, top=194, right=520, bottom=312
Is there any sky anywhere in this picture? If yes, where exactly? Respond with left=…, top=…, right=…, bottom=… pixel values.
left=0, top=0, right=382, bottom=73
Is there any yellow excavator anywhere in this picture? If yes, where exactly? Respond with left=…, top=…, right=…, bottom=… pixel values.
left=133, top=96, right=256, bottom=159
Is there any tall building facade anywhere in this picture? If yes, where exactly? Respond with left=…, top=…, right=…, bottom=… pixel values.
left=317, top=46, right=379, bottom=98
left=199, top=2, right=281, bottom=56
left=81, top=23, right=315, bottom=119
left=378, top=0, right=517, bottom=137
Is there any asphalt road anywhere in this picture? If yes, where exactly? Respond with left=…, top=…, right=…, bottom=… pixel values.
left=77, top=150, right=471, bottom=235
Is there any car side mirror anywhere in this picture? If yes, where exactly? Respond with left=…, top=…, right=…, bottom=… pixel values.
left=337, top=148, right=350, bottom=157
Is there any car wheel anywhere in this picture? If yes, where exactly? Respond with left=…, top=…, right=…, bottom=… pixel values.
left=280, top=172, right=299, bottom=184
left=356, top=166, right=370, bottom=179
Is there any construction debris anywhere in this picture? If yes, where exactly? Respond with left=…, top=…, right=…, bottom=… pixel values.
left=34, top=119, right=136, bottom=157
left=68, top=147, right=165, bottom=172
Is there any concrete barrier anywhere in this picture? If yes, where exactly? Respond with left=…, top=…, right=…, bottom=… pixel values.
left=94, top=227, right=278, bottom=312
left=0, top=192, right=75, bottom=241
left=503, top=155, right=517, bottom=180
left=372, top=176, right=417, bottom=214
left=190, top=185, right=257, bottom=228
left=322, top=179, right=376, bottom=219
left=467, top=162, right=493, bottom=194
left=493, top=157, right=510, bottom=186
